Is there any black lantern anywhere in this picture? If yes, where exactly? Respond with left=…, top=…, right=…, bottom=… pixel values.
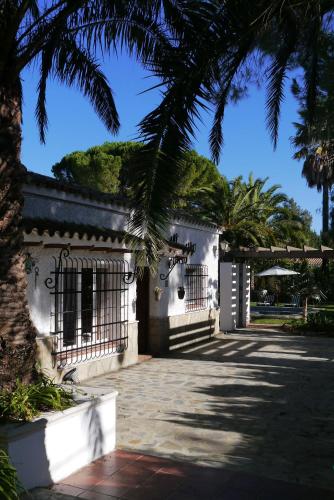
left=178, top=286, right=185, bottom=300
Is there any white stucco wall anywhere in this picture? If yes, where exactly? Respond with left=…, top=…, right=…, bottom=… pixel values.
left=150, top=220, right=220, bottom=319
left=23, top=184, right=129, bottom=231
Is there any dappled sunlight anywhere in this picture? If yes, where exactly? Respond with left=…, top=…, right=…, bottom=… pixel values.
left=83, top=331, right=334, bottom=491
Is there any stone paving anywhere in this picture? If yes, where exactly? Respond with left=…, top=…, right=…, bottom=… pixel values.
left=79, top=330, right=334, bottom=492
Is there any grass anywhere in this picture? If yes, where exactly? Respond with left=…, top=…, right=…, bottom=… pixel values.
left=316, top=303, right=334, bottom=312
left=251, top=316, right=297, bottom=325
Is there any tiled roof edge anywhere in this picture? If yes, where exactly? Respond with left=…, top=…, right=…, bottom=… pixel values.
left=24, top=171, right=129, bottom=208
left=22, top=217, right=129, bottom=243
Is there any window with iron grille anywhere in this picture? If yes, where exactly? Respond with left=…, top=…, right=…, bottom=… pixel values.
left=49, top=253, right=129, bottom=366
left=184, top=264, right=208, bottom=312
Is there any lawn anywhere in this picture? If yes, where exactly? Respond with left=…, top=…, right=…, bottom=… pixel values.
left=251, top=316, right=296, bottom=325
left=316, top=303, right=334, bottom=312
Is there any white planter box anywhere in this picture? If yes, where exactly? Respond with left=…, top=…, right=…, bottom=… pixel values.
left=0, top=390, right=117, bottom=489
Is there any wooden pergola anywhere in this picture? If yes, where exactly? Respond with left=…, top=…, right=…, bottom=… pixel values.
left=222, top=244, right=334, bottom=261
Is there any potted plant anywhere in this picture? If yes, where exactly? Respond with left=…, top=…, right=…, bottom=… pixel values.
left=154, top=286, right=164, bottom=301
left=177, top=286, right=185, bottom=300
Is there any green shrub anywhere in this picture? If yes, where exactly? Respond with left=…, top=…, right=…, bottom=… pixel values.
left=0, top=449, right=23, bottom=500
left=0, top=375, right=75, bottom=422
left=285, top=311, right=334, bottom=335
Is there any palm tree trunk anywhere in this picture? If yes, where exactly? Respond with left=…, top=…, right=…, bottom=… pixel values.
left=0, top=79, right=36, bottom=390
left=322, top=185, right=329, bottom=238
left=321, top=185, right=329, bottom=270
left=303, top=296, right=308, bottom=323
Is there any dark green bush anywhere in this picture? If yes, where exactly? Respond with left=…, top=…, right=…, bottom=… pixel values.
left=0, top=375, right=75, bottom=422
left=286, top=311, right=334, bottom=335
left=0, top=449, right=23, bottom=500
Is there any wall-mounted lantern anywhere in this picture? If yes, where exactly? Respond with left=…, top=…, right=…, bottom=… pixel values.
left=25, top=252, right=38, bottom=274
left=220, top=240, right=230, bottom=258
left=177, top=286, right=185, bottom=300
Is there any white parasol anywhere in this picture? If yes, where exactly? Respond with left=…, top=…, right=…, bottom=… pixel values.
left=256, top=266, right=300, bottom=277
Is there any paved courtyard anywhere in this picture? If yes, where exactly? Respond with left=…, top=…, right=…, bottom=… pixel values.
left=80, top=330, right=334, bottom=492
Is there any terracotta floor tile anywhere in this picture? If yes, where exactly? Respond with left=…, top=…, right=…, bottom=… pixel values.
left=115, top=462, right=157, bottom=482
left=158, top=463, right=199, bottom=479
left=114, top=449, right=142, bottom=461
left=122, top=470, right=183, bottom=500
left=136, top=453, right=172, bottom=470
left=78, top=490, right=121, bottom=499
left=87, top=474, right=133, bottom=498
left=54, top=450, right=334, bottom=500
left=52, top=483, right=84, bottom=496
left=86, top=460, right=124, bottom=476
left=62, top=470, right=103, bottom=488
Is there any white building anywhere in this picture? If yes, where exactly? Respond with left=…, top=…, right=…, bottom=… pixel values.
left=23, top=172, right=221, bottom=382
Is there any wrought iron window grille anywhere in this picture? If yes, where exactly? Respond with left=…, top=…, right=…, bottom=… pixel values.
left=46, top=247, right=129, bottom=366
left=184, top=264, right=208, bottom=312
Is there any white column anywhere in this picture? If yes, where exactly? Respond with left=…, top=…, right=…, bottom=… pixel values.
left=219, top=263, right=238, bottom=331
left=239, top=263, right=251, bottom=327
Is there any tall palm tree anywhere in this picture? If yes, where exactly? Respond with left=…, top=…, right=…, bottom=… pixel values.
left=0, top=0, right=175, bottom=388
left=129, top=1, right=334, bottom=263
left=292, top=99, right=334, bottom=240
left=196, top=174, right=303, bottom=248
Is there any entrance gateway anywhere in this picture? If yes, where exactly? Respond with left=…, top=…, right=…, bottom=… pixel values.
left=219, top=243, right=334, bottom=332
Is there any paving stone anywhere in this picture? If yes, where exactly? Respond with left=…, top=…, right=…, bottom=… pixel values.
left=81, top=330, right=334, bottom=492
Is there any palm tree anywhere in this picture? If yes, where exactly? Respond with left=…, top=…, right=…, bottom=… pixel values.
left=196, top=174, right=303, bottom=248
left=291, top=32, right=334, bottom=241
left=292, top=104, right=334, bottom=241
left=0, top=0, right=175, bottom=388
left=129, top=1, right=334, bottom=263
left=291, top=274, right=326, bottom=321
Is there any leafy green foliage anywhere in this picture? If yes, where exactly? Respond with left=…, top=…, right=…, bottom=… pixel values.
left=287, top=311, right=334, bottom=335
left=0, top=375, right=74, bottom=422
left=124, top=1, right=334, bottom=261
left=52, top=142, right=221, bottom=205
left=52, top=147, right=122, bottom=194
left=291, top=34, right=334, bottom=238
left=175, top=150, right=221, bottom=207
left=0, top=450, right=23, bottom=500
left=52, top=142, right=144, bottom=194
left=195, top=174, right=315, bottom=248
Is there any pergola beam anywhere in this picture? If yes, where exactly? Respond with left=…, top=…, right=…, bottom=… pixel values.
left=223, top=244, right=334, bottom=260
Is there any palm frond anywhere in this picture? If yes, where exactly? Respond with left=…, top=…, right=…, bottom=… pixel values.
left=266, top=25, right=297, bottom=148
left=35, top=45, right=53, bottom=143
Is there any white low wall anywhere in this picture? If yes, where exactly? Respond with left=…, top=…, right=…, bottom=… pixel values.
left=0, top=391, right=117, bottom=489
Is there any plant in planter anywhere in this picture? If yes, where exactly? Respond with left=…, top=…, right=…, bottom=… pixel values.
left=0, top=374, right=75, bottom=422
left=0, top=449, right=23, bottom=499
left=154, top=286, right=164, bottom=301
left=178, top=286, right=185, bottom=300
left=0, top=373, right=117, bottom=490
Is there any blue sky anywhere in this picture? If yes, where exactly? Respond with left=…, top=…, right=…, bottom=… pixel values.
left=21, top=52, right=322, bottom=233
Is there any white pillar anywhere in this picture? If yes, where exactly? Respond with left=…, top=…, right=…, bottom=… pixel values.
left=219, top=263, right=238, bottom=331
left=238, top=264, right=251, bottom=327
